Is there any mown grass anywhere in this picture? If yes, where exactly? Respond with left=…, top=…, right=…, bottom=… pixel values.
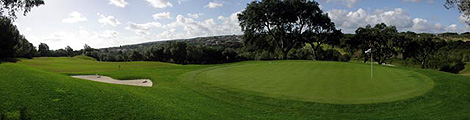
left=18, top=56, right=173, bottom=74
left=461, top=62, right=470, bottom=76
left=0, top=56, right=469, bottom=119
left=194, top=61, right=434, bottom=104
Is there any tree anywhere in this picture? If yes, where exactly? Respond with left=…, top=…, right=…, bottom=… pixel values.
left=238, top=0, right=334, bottom=59
left=83, top=44, right=93, bottom=55
left=306, top=29, right=343, bottom=60
left=407, top=37, right=439, bottom=68
left=0, top=0, right=45, bottom=20
left=128, top=50, right=143, bottom=61
left=14, top=35, right=35, bottom=58
left=65, top=46, right=73, bottom=56
left=164, top=42, right=187, bottom=64
left=354, top=23, right=398, bottom=65
left=445, top=0, right=470, bottom=25
left=0, top=16, right=20, bottom=59
left=38, top=43, right=49, bottom=56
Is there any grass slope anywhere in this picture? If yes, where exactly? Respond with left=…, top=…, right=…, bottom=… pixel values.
left=460, top=62, right=470, bottom=77
left=0, top=56, right=468, bottom=119
left=195, top=61, right=434, bottom=104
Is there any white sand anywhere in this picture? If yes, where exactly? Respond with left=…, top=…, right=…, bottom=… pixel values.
left=71, top=75, right=153, bottom=87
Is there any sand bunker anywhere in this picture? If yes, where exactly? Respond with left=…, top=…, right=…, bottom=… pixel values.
left=71, top=75, right=153, bottom=87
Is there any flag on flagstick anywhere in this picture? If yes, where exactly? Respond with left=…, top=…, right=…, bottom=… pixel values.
left=365, top=48, right=373, bottom=80
left=365, top=48, right=372, bottom=53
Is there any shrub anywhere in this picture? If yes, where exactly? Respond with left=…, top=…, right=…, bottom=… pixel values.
left=439, top=62, right=466, bottom=74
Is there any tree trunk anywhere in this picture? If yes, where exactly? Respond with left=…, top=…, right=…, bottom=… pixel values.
left=282, top=51, right=288, bottom=60
left=421, top=58, right=427, bottom=69
left=309, top=43, right=319, bottom=60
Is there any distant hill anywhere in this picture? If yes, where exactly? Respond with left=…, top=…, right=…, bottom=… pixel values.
left=437, top=32, right=470, bottom=41
left=102, top=35, right=243, bottom=51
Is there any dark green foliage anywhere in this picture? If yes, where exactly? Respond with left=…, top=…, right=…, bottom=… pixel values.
left=0, top=16, right=35, bottom=61
left=143, top=45, right=165, bottom=61
left=65, top=46, right=73, bottom=57
left=37, top=43, right=49, bottom=56
left=353, top=23, right=399, bottom=65
left=164, top=42, right=188, bottom=64
left=0, top=0, right=44, bottom=20
left=307, top=29, right=343, bottom=60
left=405, top=36, right=442, bottom=68
left=127, top=50, right=143, bottom=61
left=238, top=0, right=339, bottom=59
left=439, top=62, right=466, bottom=74
left=0, top=16, right=20, bottom=59
left=85, top=41, right=243, bottom=64
left=316, top=49, right=350, bottom=62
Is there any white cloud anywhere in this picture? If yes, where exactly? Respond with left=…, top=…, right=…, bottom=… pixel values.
left=126, top=22, right=162, bottom=35
left=146, top=0, right=172, bottom=8
left=176, top=0, right=189, bottom=4
left=61, top=11, right=87, bottom=23
left=97, top=30, right=118, bottom=38
left=154, top=11, right=242, bottom=40
left=152, top=12, right=171, bottom=19
left=367, top=8, right=413, bottom=28
left=328, top=8, right=462, bottom=33
left=186, top=13, right=204, bottom=19
left=410, top=18, right=456, bottom=33
left=205, top=2, right=223, bottom=8
left=109, top=0, right=128, bottom=8
left=79, top=29, right=90, bottom=36
left=403, top=0, right=434, bottom=3
left=44, top=32, right=68, bottom=42
left=459, top=15, right=469, bottom=25
left=446, top=24, right=458, bottom=32
left=322, top=0, right=359, bottom=8
left=36, top=29, right=123, bottom=50
left=98, top=13, right=121, bottom=26
left=25, top=27, right=32, bottom=32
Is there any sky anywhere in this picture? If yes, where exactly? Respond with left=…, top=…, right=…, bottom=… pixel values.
left=13, top=0, right=469, bottom=50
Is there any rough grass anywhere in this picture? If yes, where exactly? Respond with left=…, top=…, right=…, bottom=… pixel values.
left=18, top=56, right=173, bottom=74
left=461, top=62, right=470, bottom=77
left=194, top=61, right=434, bottom=104
left=0, top=56, right=469, bottom=119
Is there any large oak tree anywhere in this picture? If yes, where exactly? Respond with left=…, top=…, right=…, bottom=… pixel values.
left=353, top=23, right=399, bottom=65
left=238, top=0, right=340, bottom=60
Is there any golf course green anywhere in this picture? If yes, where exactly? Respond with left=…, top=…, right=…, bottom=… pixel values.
left=1, top=56, right=470, bottom=119
left=194, top=61, right=434, bottom=104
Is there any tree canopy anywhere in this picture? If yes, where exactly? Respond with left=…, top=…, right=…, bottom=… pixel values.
left=353, top=23, right=398, bottom=65
left=238, top=0, right=340, bottom=59
left=0, top=0, right=45, bottom=20
left=445, top=0, right=470, bottom=25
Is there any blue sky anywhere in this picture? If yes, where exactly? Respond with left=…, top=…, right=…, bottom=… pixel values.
left=13, top=0, right=469, bottom=50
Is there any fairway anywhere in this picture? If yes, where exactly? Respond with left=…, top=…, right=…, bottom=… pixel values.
left=195, top=61, right=434, bottom=104
left=2, top=57, right=470, bottom=119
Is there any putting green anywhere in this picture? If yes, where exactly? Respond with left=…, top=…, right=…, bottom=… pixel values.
left=195, top=61, right=434, bottom=104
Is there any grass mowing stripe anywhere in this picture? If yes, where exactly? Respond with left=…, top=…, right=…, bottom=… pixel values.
left=195, top=61, right=434, bottom=104
left=0, top=57, right=469, bottom=119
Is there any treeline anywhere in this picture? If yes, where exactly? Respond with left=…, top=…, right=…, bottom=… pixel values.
left=0, top=16, right=84, bottom=62
left=0, top=17, right=36, bottom=61
left=342, top=23, right=468, bottom=74
left=85, top=40, right=350, bottom=65
left=86, top=42, right=243, bottom=64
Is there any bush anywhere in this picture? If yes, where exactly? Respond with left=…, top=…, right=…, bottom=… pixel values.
left=315, top=49, right=350, bottom=62
left=439, top=62, right=466, bottom=74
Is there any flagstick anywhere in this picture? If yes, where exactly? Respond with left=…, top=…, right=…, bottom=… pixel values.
left=371, top=48, right=373, bottom=80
